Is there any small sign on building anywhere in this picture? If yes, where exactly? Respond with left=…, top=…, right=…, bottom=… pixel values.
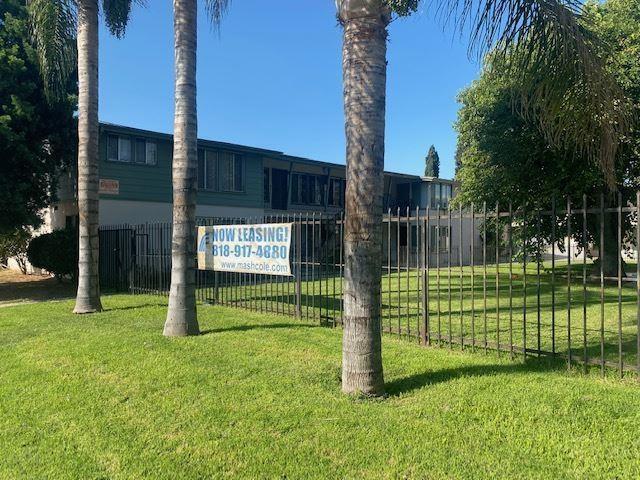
left=99, top=179, right=119, bottom=195
left=197, top=223, right=292, bottom=276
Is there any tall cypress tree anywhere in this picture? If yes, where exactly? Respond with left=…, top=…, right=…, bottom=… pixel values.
left=424, top=145, right=440, bottom=177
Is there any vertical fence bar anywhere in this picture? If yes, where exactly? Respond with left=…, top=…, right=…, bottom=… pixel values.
left=459, top=203, right=464, bottom=349
left=416, top=206, right=421, bottom=341
left=637, top=191, right=640, bottom=378
left=496, top=201, right=500, bottom=354
left=523, top=207, right=527, bottom=359
left=600, top=194, right=605, bottom=375
left=332, top=213, right=338, bottom=325
left=508, top=203, right=514, bottom=359
left=567, top=197, right=572, bottom=368
left=437, top=208, right=441, bottom=345
left=311, top=212, right=316, bottom=320
left=471, top=202, right=475, bottom=352
left=582, top=194, right=588, bottom=372
left=304, top=212, right=309, bottom=320
left=288, top=213, right=294, bottom=317
left=424, top=206, right=430, bottom=345
left=319, top=213, right=324, bottom=324
left=617, top=192, right=623, bottom=377
left=397, top=208, right=401, bottom=336
left=448, top=204, right=453, bottom=348
left=536, top=207, right=541, bottom=357
left=296, top=214, right=302, bottom=318
left=387, top=208, right=391, bottom=333
left=483, top=202, right=487, bottom=353
left=406, top=207, right=411, bottom=338
left=340, top=211, right=344, bottom=326
left=551, top=196, right=556, bottom=354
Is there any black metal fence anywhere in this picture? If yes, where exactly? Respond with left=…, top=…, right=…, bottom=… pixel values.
left=99, top=194, right=640, bottom=377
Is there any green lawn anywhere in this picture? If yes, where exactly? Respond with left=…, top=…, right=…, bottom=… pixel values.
left=1, top=295, right=640, bottom=478
left=199, top=260, right=640, bottom=370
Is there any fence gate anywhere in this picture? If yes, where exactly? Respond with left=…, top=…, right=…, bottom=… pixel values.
left=99, top=226, right=134, bottom=292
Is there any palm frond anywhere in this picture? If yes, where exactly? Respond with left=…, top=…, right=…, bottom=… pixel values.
left=437, top=0, right=630, bottom=189
left=204, top=0, right=230, bottom=30
left=102, top=0, right=142, bottom=38
left=27, top=0, right=77, bottom=103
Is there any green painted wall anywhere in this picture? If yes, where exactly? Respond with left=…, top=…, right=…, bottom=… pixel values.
left=98, top=124, right=264, bottom=208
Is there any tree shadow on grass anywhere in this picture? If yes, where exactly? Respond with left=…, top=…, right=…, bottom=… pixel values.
left=385, top=357, right=565, bottom=397
left=102, top=302, right=168, bottom=312
left=200, top=322, right=319, bottom=335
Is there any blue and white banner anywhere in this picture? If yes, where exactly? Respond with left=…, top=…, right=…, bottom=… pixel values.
left=197, top=223, right=293, bottom=276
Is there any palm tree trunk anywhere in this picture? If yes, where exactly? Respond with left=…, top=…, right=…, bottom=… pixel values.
left=164, top=0, right=199, bottom=336
left=73, top=0, right=102, bottom=314
left=339, top=3, right=389, bottom=395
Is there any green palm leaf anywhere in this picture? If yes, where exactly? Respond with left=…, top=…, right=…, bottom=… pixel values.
left=27, top=0, right=77, bottom=101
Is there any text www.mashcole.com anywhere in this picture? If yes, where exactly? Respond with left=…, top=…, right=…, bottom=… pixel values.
left=218, top=260, right=290, bottom=274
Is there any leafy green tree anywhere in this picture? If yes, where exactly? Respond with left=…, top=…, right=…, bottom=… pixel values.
left=29, top=0, right=137, bottom=313
left=454, top=145, right=463, bottom=177
left=454, top=0, right=640, bottom=275
left=0, top=0, right=75, bottom=235
left=424, top=145, right=440, bottom=177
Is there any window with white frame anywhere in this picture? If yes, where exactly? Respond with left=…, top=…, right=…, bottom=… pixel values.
left=107, top=134, right=156, bottom=165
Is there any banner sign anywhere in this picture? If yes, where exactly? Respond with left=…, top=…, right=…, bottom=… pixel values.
left=197, top=223, right=293, bottom=276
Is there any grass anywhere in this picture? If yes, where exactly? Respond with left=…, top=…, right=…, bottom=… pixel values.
left=200, top=260, right=640, bottom=369
left=1, top=295, right=640, bottom=478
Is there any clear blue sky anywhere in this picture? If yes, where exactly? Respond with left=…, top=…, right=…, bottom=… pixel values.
left=99, top=1, right=481, bottom=179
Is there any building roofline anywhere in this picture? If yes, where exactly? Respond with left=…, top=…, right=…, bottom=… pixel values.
left=99, top=122, right=451, bottom=182
left=100, top=122, right=284, bottom=157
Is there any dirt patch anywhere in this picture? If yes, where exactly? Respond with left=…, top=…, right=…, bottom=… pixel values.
left=0, top=269, right=75, bottom=306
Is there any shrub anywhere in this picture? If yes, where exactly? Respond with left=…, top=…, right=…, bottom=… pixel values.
left=0, top=227, right=32, bottom=274
left=27, top=228, right=77, bottom=280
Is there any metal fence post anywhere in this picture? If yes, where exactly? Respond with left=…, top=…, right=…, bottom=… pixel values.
left=295, top=214, right=302, bottom=318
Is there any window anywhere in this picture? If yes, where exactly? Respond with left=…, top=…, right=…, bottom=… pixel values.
left=145, top=141, right=157, bottom=165
left=218, top=152, right=244, bottom=192
left=107, top=135, right=118, bottom=161
left=264, top=168, right=270, bottom=203
left=430, top=183, right=440, bottom=209
left=429, top=225, right=449, bottom=252
left=440, top=184, right=452, bottom=209
left=107, top=134, right=156, bottom=165
left=198, top=149, right=218, bottom=191
left=118, top=137, right=131, bottom=162
left=206, top=151, right=217, bottom=190
left=135, top=139, right=146, bottom=164
left=198, top=149, right=205, bottom=189
left=328, top=178, right=345, bottom=207
left=199, top=151, right=243, bottom=192
left=291, top=173, right=325, bottom=205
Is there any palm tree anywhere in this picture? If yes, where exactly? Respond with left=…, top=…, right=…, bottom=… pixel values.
left=336, top=0, right=627, bottom=395
left=163, top=0, right=229, bottom=337
left=29, top=0, right=137, bottom=314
